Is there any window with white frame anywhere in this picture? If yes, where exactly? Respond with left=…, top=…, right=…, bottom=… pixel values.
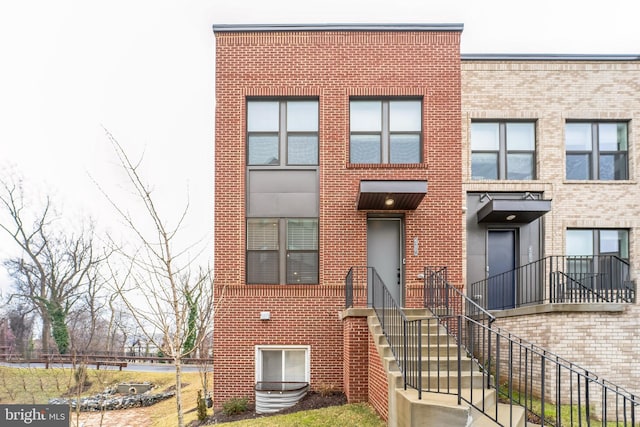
left=471, top=121, right=536, bottom=180
left=247, top=218, right=318, bottom=285
left=247, top=99, right=319, bottom=166
left=350, top=99, right=422, bottom=164
left=255, top=346, right=310, bottom=383
left=565, top=122, right=628, bottom=180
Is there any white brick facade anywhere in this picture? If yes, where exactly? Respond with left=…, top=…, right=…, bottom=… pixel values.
left=462, top=58, right=640, bottom=395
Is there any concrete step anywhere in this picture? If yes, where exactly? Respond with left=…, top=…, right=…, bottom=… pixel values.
left=389, top=369, right=487, bottom=390
left=469, top=402, right=526, bottom=427
left=370, top=320, right=445, bottom=336
left=395, top=388, right=470, bottom=427
left=375, top=331, right=453, bottom=346
left=379, top=342, right=460, bottom=358
left=383, top=355, right=474, bottom=372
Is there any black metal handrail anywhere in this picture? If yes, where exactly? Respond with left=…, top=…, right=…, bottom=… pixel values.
left=346, top=265, right=638, bottom=425
left=427, top=266, right=639, bottom=426
left=345, top=267, right=460, bottom=399
left=470, top=255, right=636, bottom=311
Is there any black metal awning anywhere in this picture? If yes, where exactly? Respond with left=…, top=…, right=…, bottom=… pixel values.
left=357, top=180, right=427, bottom=210
left=477, top=199, right=551, bottom=223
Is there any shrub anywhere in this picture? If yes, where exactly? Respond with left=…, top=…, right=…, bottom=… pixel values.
left=196, top=390, right=208, bottom=421
left=222, top=397, right=249, bottom=416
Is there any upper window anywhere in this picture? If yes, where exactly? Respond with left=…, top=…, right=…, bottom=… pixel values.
left=350, top=99, right=422, bottom=164
left=565, top=122, right=628, bottom=180
left=247, top=100, right=318, bottom=166
left=247, top=218, right=318, bottom=285
left=471, top=122, right=536, bottom=180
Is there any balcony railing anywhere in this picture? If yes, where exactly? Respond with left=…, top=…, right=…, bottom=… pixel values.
left=470, top=255, right=636, bottom=311
left=426, top=267, right=639, bottom=426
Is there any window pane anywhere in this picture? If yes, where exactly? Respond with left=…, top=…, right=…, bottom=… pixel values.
left=471, top=152, right=498, bottom=180
left=350, top=101, right=381, bottom=132
left=565, top=123, right=592, bottom=151
left=390, top=134, right=420, bottom=163
left=286, top=252, right=318, bottom=284
left=287, top=101, right=318, bottom=132
left=471, top=123, right=499, bottom=150
left=598, top=123, right=627, bottom=151
left=506, top=123, right=535, bottom=151
left=599, top=230, right=625, bottom=256
left=567, top=230, right=593, bottom=256
left=389, top=100, right=421, bottom=131
left=261, top=350, right=282, bottom=382
left=248, top=134, right=279, bottom=165
left=248, top=102, right=279, bottom=132
left=284, top=350, right=306, bottom=382
left=287, top=219, right=318, bottom=250
left=507, top=153, right=534, bottom=180
left=566, top=154, right=591, bottom=180
left=599, top=153, right=628, bottom=180
left=247, top=251, right=279, bottom=284
left=350, top=134, right=381, bottom=163
left=288, top=134, right=318, bottom=165
left=247, top=219, right=278, bottom=250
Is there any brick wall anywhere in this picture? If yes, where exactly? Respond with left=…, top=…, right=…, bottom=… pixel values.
left=462, top=59, right=640, bottom=395
left=368, top=328, right=390, bottom=422
left=214, top=29, right=462, bottom=407
left=343, top=316, right=369, bottom=402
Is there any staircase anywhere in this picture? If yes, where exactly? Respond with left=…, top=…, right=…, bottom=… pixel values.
left=369, top=308, right=526, bottom=427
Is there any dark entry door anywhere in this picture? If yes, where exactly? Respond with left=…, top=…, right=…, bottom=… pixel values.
left=367, top=218, right=402, bottom=305
left=487, top=230, right=516, bottom=310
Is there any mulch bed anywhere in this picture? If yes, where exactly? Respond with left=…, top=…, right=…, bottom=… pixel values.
left=200, top=391, right=347, bottom=425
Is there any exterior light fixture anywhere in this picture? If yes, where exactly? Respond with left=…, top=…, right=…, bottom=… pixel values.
left=506, top=214, right=516, bottom=221
left=384, top=197, right=395, bottom=207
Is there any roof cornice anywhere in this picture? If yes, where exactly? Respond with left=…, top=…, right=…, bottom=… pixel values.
left=212, top=23, right=464, bottom=33
left=462, top=53, right=640, bottom=61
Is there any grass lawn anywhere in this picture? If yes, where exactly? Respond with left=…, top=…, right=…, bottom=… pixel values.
left=218, top=403, right=385, bottom=427
left=0, top=365, right=385, bottom=427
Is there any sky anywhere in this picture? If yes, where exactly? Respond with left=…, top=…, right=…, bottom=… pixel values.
left=0, top=0, right=639, bottom=290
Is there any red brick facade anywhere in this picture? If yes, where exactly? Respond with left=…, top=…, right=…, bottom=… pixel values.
left=213, top=27, right=463, bottom=411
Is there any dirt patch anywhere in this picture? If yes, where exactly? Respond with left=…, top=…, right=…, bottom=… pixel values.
left=73, top=406, right=154, bottom=427
left=201, top=391, right=346, bottom=425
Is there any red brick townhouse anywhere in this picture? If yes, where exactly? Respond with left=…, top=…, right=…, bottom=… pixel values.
left=212, top=23, right=464, bottom=412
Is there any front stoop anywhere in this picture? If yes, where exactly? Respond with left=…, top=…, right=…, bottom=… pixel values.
left=368, top=311, right=526, bottom=427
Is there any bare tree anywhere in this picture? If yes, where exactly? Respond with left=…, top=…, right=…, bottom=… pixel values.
left=0, top=175, right=106, bottom=355
left=99, top=129, right=214, bottom=427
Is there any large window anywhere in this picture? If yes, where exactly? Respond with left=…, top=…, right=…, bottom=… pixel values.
left=471, top=121, right=536, bottom=180
left=247, top=218, right=318, bottom=284
left=247, top=100, right=318, bottom=166
left=565, top=229, right=630, bottom=290
left=565, top=122, right=628, bottom=180
left=566, top=229, right=629, bottom=259
left=350, top=99, right=422, bottom=164
left=255, top=346, right=309, bottom=383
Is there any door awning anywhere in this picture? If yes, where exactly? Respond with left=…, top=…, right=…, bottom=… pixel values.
left=357, top=180, right=427, bottom=210
left=477, top=199, right=551, bottom=223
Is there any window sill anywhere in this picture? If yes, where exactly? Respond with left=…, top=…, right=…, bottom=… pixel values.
left=563, top=180, right=637, bottom=185
left=347, top=163, right=427, bottom=170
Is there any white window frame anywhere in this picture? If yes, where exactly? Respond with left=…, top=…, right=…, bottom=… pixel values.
left=255, top=345, right=311, bottom=383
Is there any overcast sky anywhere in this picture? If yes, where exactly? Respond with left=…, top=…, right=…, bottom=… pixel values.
left=0, top=0, right=639, bottom=289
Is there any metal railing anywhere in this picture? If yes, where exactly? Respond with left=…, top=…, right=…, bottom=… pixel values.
left=427, top=267, right=639, bottom=426
left=470, top=255, right=636, bottom=311
left=346, top=265, right=639, bottom=425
